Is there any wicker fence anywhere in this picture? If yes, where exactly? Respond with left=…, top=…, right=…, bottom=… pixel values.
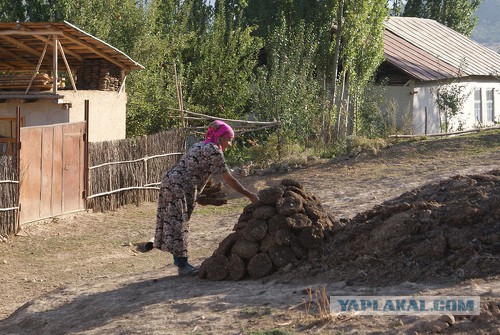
left=0, top=156, right=19, bottom=237
left=0, top=128, right=185, bottom=236
left=87, top=128, right=185, bottom=212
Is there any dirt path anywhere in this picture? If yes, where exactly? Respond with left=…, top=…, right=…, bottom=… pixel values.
left=0, top=132, right=499, bottom=334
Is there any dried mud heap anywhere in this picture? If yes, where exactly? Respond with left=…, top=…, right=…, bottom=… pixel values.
left=201, top=170, right=500, bottom=284
left=289, top=170, right=500, bottom=285
left=199, top=179, right=333, bottom=280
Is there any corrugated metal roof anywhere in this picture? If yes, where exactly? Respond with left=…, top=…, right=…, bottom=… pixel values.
left=384, top=17, right=500, bottom=81
left=0, top=21, right=144, bottom=73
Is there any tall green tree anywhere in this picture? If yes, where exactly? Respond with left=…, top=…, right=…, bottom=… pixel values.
left=184, top=0, right=261, bottom=119
left=0, top=0, right=69, bottom=21
left=323, top=0, right=388, bottom=139
left=126, top=0, right=202, bottom=136
left=402, top=0, right=482, bottom=35
left=250, top=18, right=321, bottom=144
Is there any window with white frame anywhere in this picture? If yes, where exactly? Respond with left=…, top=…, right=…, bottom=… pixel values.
left=474, top=88, right=482, bottom=124
left=486, top=89, right=494, bottom=123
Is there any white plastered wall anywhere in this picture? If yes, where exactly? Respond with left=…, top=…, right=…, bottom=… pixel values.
left=412, top=78, right=500, bottom=134
left=63, top=90, right=127, bottom=142
left=0, top=90, right=127, bottom=142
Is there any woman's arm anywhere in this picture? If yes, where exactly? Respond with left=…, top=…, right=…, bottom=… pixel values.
left=222, top=171, right=259, bottom=204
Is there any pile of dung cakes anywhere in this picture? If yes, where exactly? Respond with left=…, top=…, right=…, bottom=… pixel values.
left=199, top=179, right=334, bottom=280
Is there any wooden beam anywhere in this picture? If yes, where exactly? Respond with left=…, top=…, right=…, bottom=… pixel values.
left=57, top=39, right=77, bottom=92
left=0, top=93, right=64, bottom=99
left=0, top=59, right=16, bottom=70
left=52, top=35, right=58, bottom=94
left=0, top=35, right=41, bottom=58
left=0, top=30, right=64, bottom=36
left=25, top=40, right=49, bottom=94
left=60, top=32, right=126, bottom=70
left=34, top=35, right=84, bottom=61
left=16, top=24, right=84, bottom=62
left=0, top=45, right=34, bottom=66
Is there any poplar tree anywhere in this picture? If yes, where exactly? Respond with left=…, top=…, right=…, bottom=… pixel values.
left=185, top=0, right=261, bottom=119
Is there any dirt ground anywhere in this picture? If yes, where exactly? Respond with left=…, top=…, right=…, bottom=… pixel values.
left=1, top=131, right=499, bottom=335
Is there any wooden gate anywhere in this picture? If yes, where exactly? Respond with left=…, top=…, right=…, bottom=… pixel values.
left=19, top=122, right=86, bottom=224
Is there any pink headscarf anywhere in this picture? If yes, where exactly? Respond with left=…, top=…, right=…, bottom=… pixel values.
left=204, top=120, right=234, bottom=146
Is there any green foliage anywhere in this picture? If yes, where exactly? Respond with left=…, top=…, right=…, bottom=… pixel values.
left=225, top=131, right=306, bottom=168
left=250, top=18, right=322, bottom=145
left=433, top=83, right=470, bottom=132
left=185, top=0, right=262, bottom=119
left=0, top=0, right=69, bottom=21
left=0, top=0, right=393, bottom=147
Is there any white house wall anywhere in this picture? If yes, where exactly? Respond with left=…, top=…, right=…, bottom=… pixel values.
left=461, top=79, right=500, bottom=129
left=380, top=85, right=414, bottom=131
left=0, top=99, right=70, bottom=125
left=381, top=78, right=500, bottom=135
left=411, top=82, right=441, bottom=134
left=0, top=90, right=127, bottom=142
left=413, top=79, right=500, bottom=134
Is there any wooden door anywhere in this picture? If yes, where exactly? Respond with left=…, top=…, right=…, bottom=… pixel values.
left=19, top=122, right=85, bottom=224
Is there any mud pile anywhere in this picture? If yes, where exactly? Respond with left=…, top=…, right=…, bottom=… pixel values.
left=295, top=170, right=500, bottom=285
left=199, top=179, right=333, bottom=280
left=201, top=170, right=499, bottom=284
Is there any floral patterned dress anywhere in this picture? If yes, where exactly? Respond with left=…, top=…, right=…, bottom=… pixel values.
left=153, top=141, right=228, bottom=257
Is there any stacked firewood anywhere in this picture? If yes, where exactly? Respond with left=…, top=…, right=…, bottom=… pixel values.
left=0, top=73, right=65, bottom=90
left=199, top=179, right=333, bottom=280
left=76, top=59, right=122, bottom=91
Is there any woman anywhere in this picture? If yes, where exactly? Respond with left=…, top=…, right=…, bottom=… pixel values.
left=154, top=120, right=259, bottom=276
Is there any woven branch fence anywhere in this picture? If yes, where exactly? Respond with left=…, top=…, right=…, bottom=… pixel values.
left=87, top=128, right=185, bottom=212
left=0, top=156, right=19, bottom=237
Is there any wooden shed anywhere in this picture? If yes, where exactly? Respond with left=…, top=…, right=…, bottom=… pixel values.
left=0, top=21, right=144, bottom=155
left=0, top=21, right=143, bottom=226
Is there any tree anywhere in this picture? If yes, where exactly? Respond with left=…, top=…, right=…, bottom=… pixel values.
left=332, top=0, right=388, bottom=139
left=184, top=0, right=261, bottom=119
left=250, top=18, right=321, bottom=145
left=126, top=0, right=201, bottom=136
left=0, top=0, right=70, bottom=21
left=402, top=0, right=483, bottom=35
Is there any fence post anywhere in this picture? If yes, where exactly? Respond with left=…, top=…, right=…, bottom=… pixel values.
left=424, top=107, right=428, bottom=135
left=15, top=106, right=21, bottom=232
left=84, top=100, right=89, bottom=209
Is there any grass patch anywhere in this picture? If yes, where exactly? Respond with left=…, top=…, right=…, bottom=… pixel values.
left=194, top=197, right=248, bottom=216
left=246, top=329, right=292, bottom=335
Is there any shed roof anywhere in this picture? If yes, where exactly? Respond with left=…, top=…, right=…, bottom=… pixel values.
left=384, top=17, right=500, bottom=81
left=0, top=21, right=144, bottom=73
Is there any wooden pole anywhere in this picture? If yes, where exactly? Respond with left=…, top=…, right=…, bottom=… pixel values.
left=57, top=39, right=77, bottom=92
left=52, top=35, right=58, bottom=95
left=424, top=107, right=428, bottom=135
left=15, top=106, right=21, bottom=232
left=84, top=100, right=90, bottom=209
left=25, top=40, right=48, bottom=94
left=173, top=64, right=185, bottom=128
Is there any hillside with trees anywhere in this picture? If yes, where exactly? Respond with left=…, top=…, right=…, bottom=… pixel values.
left=471, top=0, right=500, bottom=51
